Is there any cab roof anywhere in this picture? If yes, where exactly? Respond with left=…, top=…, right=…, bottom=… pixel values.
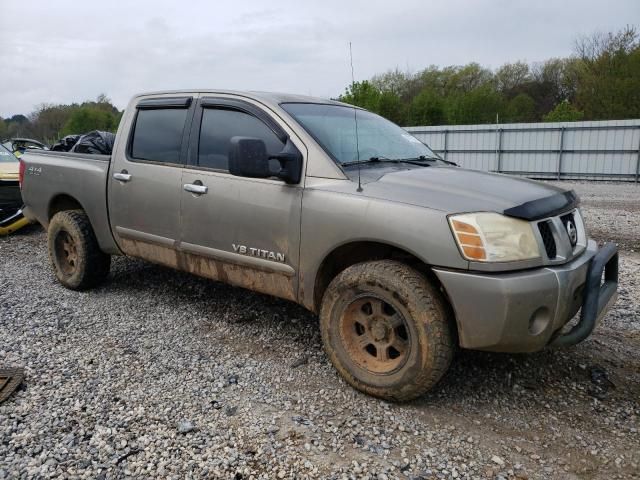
left=132, top=89, right=349, bottom=108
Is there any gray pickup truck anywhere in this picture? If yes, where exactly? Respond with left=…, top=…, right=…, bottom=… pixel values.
left=20, top=90, right=618, bottom=401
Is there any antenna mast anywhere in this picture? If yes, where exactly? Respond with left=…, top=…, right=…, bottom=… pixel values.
left=349, top=42, right=363, bottom=192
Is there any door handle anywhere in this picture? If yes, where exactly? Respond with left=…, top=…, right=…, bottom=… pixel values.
left=183, top=183, right=208, bottom=194
left=113, top=172, right=132, bottom=182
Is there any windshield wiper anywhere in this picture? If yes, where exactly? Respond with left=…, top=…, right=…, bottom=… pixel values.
left=399, top=155, right=458, bottom=166
left=342, top=157, right=394, bottom=167
left=392, top=155, right=442, bottom=166
left=341, top=156, right=432, bottom=167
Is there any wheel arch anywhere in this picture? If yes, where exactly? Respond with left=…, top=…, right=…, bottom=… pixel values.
left=46, top=193, right=122, bottom=255
left=311, top=240, right=450, bottom=316
left=48, top=194, right=85, bottom=221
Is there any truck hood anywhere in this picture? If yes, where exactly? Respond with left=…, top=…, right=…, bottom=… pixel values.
left=341, top=165, right=567, bottom=214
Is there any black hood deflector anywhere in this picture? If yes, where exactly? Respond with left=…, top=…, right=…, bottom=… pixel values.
left=503, top=190, right=579, bottom=221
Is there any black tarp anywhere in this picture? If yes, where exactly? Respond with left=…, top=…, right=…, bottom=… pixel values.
left=71, top=131, right=115, bottom=155
left=50, top=134, right=81, bottom=152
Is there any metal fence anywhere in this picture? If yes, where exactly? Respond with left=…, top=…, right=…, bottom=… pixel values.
left=405, top=119, right=640, bottom=182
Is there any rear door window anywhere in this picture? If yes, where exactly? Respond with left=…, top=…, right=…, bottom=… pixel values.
left=198, top=108, right=285, bottom=171
left=130, top=109, right=188, bottom=163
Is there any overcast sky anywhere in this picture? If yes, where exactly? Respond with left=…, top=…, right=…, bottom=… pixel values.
left=1, top=0, right=637, bottom=117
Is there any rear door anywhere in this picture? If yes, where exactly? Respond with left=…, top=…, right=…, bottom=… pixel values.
left=179, top=96, right=305, bottom=301
left=108, top=95, right=195, bottom=265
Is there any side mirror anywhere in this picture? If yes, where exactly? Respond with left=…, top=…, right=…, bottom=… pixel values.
left=229, top=136, right=302, bottom=184
left=229, top=137, right=270, bottom=178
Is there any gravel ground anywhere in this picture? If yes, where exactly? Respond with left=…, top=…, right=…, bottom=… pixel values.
left=547, top=181, right=640, bottom=252
left=1, top=180, right=639, bottom=479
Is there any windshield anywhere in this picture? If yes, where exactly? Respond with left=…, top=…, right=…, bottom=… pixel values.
left=281, top=103, right=438, bottom=165
left=0, top=144, right=18, bottom=163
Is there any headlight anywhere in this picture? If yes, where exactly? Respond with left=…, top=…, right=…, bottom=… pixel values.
left=448, top=212, right=540, bottom=262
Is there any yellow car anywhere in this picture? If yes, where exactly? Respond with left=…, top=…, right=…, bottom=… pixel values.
left=0, top=143, right=30, bottom=235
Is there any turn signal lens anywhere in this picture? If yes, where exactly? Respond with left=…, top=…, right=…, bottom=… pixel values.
left=450, top=219, right=486, bottom=260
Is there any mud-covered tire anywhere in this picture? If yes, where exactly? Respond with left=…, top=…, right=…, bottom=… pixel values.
left=320, top=260, right=453, bottom=401
left=47, top=210, right=110, bottom=290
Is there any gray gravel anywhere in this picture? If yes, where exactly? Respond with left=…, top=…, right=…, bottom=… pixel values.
left=1, top=180, right=639, bottom=479
left=547, top=180, right=640, bottom=251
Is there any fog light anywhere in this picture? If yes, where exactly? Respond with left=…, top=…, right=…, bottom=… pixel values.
left=528, top=307, right=550, bottom=335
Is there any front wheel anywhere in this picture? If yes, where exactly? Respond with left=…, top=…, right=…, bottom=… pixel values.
left=47, top=210, right=110, bottom=290
left=320, top=260, right=454, bottom=401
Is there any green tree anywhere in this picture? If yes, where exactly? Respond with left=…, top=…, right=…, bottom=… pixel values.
left=29, top=104, right=75, bottom=143
left=334, top=26, right=640, bottom=126
left=62, top=105, right=119, bottom=136
left=0, top=118, right=8, bottom=141
left=370, top=69, right=412, bottom=98
left=504, top=93, right=537, bottom=122
left=445, top=86, right=504, bottom=124
left=407, top=89, right=445, bottom=126
left=495, top=62, right=530, bottom=93
left=531, top=58, right=577, bottom=106
left=377, top=91, right=406, bottom=125
left=543, top=100, right=584, bottom=122
left=340, top=82, right=406, bottom=124
left=445, top=63, right=494, bottom=94
left=414, top=65, right=449, bottom=97
left=339, top=81, right=381, bottom=111
left=574, top=26, right=640, bottom=119
left=5, top=115, right=30, bottom=138
left=1, top=95, right=122, bottom=145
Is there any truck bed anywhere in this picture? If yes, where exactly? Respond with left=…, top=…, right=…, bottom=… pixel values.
left=20, top=150, right=119, bottom=254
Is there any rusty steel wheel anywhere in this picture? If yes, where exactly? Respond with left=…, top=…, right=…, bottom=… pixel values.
left=48, top=210, right=110, bottom=290
left=340, top=295, right=410, bottom=374
left=54, top=230, right=79, bottom=276
left=320, top=260, right=454, bottom=402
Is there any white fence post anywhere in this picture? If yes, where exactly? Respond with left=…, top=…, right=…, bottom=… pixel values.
left=443, top=129, right=449, bottom=161
left=557, top=127, right=565, bottom=181
left=636, top=126, right=640, bottom=183
left=496, top=128, right=503, bottom=173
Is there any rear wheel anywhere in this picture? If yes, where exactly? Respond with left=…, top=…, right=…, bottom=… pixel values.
left=320, top=260, right=453, bottom=401
left=48, top=210, right=110, bottom=290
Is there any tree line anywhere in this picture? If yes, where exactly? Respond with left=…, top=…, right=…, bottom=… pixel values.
left=1, top=26, right=638, bottom=144
left=339, top=26, right=640, bottom=126
left=0, top=94, right=121, bottom=145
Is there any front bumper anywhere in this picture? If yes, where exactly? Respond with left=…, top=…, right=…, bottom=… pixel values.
left=433, top=240, right=618, bottom=352
left=0, top=208, right=30, bottom=236
left=0, top=179, right=28, bottom=235
left=0, top=180, right=22, bottom=210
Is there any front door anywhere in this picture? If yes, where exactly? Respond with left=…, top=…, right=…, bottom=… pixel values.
left=179, top=97, right=304, bottom=301
left=108, top=95, right=195, bottom=266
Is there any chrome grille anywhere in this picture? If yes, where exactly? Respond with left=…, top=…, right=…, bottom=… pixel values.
left=534, top=208, right=586, bottom=264
left=560, top=212, right=574, bottom=229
